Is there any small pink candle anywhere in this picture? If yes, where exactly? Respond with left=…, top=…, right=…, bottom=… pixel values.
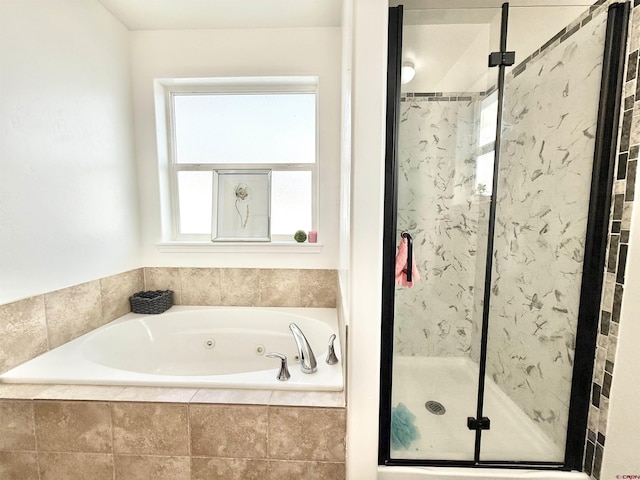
left=308, top=231, right=318, bottom=243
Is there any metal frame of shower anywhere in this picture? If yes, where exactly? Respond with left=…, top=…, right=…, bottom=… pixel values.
left=378, top=1, right=630, bottom=471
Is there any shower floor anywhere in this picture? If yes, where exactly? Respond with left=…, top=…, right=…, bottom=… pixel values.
left=390, top=357, right=563, bottom=463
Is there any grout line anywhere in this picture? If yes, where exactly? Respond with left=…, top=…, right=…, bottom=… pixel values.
left=266, top=401, right=272, bottom=472
left=186, top=388, right=200, bottom=404
left=185, top=403, right=192, bottom=479
left=179, top=267, right=185, bottom=306
left=98, top=277, right=106, bottom=327
left=186, top=403, right=192, bottom=458
left=31, top=400, right=42, bottom=480
left=41, top=295, right=52, bottom=354
left=107, top=401, right=116, bottom=480
left=142, top=266, right=148, bottom=291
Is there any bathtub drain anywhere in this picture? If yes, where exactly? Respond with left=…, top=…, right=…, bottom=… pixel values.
left=425, top=400, right=446, bottom=415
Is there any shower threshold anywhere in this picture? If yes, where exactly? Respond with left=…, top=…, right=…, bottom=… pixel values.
left=377, top=465, right=588, bottom=480
left=390, top=357, right=563, bottom=463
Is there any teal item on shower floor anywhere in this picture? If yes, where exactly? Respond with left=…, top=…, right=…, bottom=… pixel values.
left=391, top=402, right=420, bottom=450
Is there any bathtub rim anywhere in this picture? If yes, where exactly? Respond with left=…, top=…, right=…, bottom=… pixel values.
left=0, top=305, right=345, bottom=394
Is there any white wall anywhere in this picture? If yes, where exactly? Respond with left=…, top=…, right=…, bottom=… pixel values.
left=601, top=181, right=640, bottom=475
left=130, top=27, right=342, bottom=269
left=339, top=0, right=354, bottom=313
left=0, top=0, right=141, bottom=304
left=345, top=0, right=388, bottom=478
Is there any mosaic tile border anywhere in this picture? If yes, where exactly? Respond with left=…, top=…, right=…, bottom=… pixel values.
left=584, top=1, right=639, bottom=478
left=400, top=92, right=485, bottom=102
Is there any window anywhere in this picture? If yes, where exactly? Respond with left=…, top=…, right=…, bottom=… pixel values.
left=157, top=77, right=318, bottom=242
left=476, top=91, right=498, bottom=196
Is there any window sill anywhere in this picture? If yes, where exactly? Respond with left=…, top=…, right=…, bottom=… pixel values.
left=156, top=241, right=323, bottom=254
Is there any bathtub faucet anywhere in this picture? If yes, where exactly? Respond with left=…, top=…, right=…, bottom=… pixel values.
left=289, top=323, right=317, bottom=374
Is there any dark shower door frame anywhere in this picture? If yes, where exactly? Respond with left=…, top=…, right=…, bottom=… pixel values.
left=378, top=1, right=629, bottom=470
left=377, top=3, right=403, bottom=466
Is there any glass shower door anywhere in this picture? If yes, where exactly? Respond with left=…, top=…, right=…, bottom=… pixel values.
left=387, top=5, right=501, bottom=462
left=480, top=3, right=612, bottom=463
left=381, top=0, right=627, bottom=469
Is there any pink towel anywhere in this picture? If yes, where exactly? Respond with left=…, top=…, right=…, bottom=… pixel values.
left=395, top=237, right=420, bottom=288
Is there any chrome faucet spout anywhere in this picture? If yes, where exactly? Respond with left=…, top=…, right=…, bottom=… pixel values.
left=289, top=323, right=317, bottom=374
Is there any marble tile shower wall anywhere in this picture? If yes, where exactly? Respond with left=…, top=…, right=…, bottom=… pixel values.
left=486, top=7, right=608, bottom=447
left=0, top=268, right=337, bottom=375
left=584, top=1, right=640, bottom=477
left=394, top=94, right=484, bottom=357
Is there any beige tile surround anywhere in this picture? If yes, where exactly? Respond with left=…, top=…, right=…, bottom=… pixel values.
left=0, top=269, right=144, bottom=374
left=0, top=399, right=346, bottom=480
left=0, top=267, right=337, bottom=375
left=144, top=267, right=337, bottom=308
left=0, top=267, right=344, bottom=479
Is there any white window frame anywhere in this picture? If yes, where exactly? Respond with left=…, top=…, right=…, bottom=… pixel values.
left=155, top=76, right=319, bottom=244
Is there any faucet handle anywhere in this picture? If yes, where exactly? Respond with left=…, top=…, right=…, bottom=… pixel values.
left=326, top=334, right=339, bottom=365
left=266, top=352, right=291, bottom=381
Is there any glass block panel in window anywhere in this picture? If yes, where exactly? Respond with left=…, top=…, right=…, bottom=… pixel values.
left=177, top=170, right=212, bottom=234
left=173, top=93, right=316, bottom=164
left=271, top=171, right=312, bottom=235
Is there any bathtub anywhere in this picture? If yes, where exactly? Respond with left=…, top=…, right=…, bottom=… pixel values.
left=377, top=466, right=588, bottom=480
left=0, top=306, right=343, bottom=391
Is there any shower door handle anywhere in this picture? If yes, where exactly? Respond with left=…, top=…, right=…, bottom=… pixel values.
left=402, top=232, right=413, bottom=282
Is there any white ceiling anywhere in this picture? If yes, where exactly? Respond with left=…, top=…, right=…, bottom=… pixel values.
left=96, top=0, right=592, bottom=31
left=96, top=0, right=343, bottom=30
left=96, top=0, right=598, bottom=93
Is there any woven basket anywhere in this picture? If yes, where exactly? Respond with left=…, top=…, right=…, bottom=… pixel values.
left=130, top=290, right=174, bottom=314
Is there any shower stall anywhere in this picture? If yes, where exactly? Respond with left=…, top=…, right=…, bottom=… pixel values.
left=379, top=0, right=628, bottom=472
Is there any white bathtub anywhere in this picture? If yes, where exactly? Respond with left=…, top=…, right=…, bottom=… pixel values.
left=0, top=306, right=343, bottom=391
left=377, top=466, right=588, bottom=480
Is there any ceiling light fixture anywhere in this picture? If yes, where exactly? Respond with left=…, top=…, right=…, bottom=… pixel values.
left=401, top=62, right=416, bottom=84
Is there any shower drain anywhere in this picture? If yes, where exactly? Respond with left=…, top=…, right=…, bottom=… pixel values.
left=425, top=400, right=446, bottom=415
